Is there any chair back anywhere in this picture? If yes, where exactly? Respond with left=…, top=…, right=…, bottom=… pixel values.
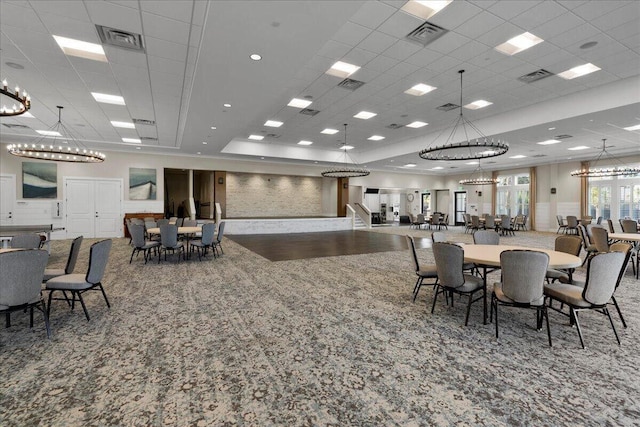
left=200, top=222, right=216, bottom=245
left=0, top=250, right=48, bottom=307
left=10, top=233, right=42, bottom=249
left=431, top=213, right=441, bottom=225
left=620, top=219, right=638, bottom=233
left=464, top=214, right=472, bottom=226
left=160, top=224, right=179, bottom=247
left=175, top=217, right=184, bottom=227
left=416, top=214, right=425, bottom=224
left=577, top=224, right=590, bottom=249
left=130, top=218, right=144, bottom=225
left=157, top=219, right=169, bottom=227
left=609, top=243, right=633, bottom=290
left=143, top=217, right=155, bottom=222
left=473, top=230, right=499, bottom=245
left=64, top=235, right=84, bottom=274
left=405, top=235, right=421, bottom=273
left=168, top=217, right=178, bottom=224
left=484, top=215, right=495, bottom=228
left=500, top=215, right=513, bottom=231
left=590, top=227, right=609, bottom=253
left=129, top=223, right=147, bottom=248
left=432, top=242, right=465, bottom=288
left=183, top=219, right=198, bottom=227
left=431, top=232, right=446, bottom=243
left=500, top=250, right=549, bottom=304
left=606, top=219, right=615, bottom=233
left=216, top=221, right=226, bottom=242
left=86, top=240, right=112, bottom=285
left=471, top=215, right=479, bottom=228
left=556, top=215, right=565, bottom=227
left=586, top=223, right=603, bottom=240
left=566, top=216, right=578, bottom=228
left=440, top=214, right=448, bottom=225
left=596, top=216, right=603, bottom=225
left=554, top=235, right=581, bottom=256
left=583, top=252, right=625, bottom=306
left=144, top=220, right=157, bottom=230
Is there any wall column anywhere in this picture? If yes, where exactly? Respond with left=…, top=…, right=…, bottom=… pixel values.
left=529, top=167, right=536, bottom=231
left=214, top=171, right=226, bottom=219
left=580, top=161, right=589, bottom=218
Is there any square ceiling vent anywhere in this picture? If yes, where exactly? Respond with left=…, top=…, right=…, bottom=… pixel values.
left=406, top=21, right=448, bottom=46
left=338, top=78, right=365, bottom=91
left=132, top=118, right=156, bottom=126
left=299, top=108, right=320, bottom=116
left=96, top=25, right=145, bottom=52
left=2, top=123, right=30, bottom=129
left=518, top=69, right=554, bottom=83
left=436, top=103, right=459, bottom=112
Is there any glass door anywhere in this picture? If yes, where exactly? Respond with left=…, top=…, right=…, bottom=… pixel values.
left=454, top=191, right=466, bottom=225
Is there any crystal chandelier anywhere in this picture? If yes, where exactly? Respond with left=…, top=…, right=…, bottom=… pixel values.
left=321, top=124, right=370, bottom=178
left=1, top=78, right=31, bottom=116
left=7, top=106, right=106, bottom=163
left=419, top=70, right=508, bottom=161
left=570, top=139, right=640, bottom=178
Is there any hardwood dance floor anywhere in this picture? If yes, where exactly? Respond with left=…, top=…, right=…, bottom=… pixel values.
left=227, top=230, right=431, bottom=261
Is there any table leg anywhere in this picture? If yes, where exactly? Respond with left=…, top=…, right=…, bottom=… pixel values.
left=483, top=265, right=487, bottom=325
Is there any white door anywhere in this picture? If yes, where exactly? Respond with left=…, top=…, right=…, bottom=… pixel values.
left=0, top=175, right=16, bottom=225
left=65, top=178, right=122, bottom=238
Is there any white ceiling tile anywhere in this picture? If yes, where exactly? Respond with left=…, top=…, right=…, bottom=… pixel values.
left=146, top=36, right=188, bottom=62
left=317, top=40, right=352, bottom=60
left=84, top=1, right=143, bottom=34
left=488, top=1, right=538, bottom=20
left=551, top=23, right=602, bottom=49
left=188, top=24, right=202, bottom=48
left=357, top=31, right=398, bottom=54
left=533, top=12, right=585, bottom=40
left=404, top=48, right=444, bottom=67
left=364, top=55, right=399, bottom=74
left=140, top=0, right=195, bottom=24
left=475, top=22, right=526, bottom=47
left=348, top=1, right=397, bottom=30
left=105, top=1, right=140, bottom=10
left=383, top=40, right=422, bottom=61
left=331, top=21, right=372, bottom=47
left=0, top=2, right=49, bottom=34
left=142, top=12, right=191, bottom=45
left=430, top=0, right=483, bottom=30
left=105, top=47, right=148, bottom=68
left=423, top=54, right=462, bottom=73
left=427, top=32, right=472, bottom=55
left=343, top=48, right=378, bottom=68
left=452, top=11, right=506, bottom=40
left=511, top=1, right=568, bottom=29
left=68, top=56, right=113, bottom=74
left=571, top=1, right=628, bottom=21
left=557, top=1, right=588, bottom=11
left=448, top=40, right=491, bottom=61
left=590, top=2, right=640, bottom=31
left=376, top=10, right=423, bottom=39
left=31, top=1, right=90, bottom=21
left=386, top=61, right=420, bottom=78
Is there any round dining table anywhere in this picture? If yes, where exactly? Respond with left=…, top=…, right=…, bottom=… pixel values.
left=464, top=244, right=582, bottom=269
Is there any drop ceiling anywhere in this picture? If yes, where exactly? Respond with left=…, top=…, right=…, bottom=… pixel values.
left=1, top=0, right=639, bottom=175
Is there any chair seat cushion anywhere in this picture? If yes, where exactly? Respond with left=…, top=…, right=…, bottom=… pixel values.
left=544, top=283, right=590, bottom=308
left=143, top=241, right=160, bottom=249
left=43, top=268, right=66, bottom=282
left=449, top=274, right=483, bottom=293
left=0, top=304, right=9, bottom=310
left=545, top=269, right=570, bottom=283
left=46, top=274, right=93, bottom=291
left=493, top=282, right=544, bottom=306
left=463, top=262, right=475, bottom=271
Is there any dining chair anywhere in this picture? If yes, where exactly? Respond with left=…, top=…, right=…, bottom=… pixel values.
left=430, top=213, right=441, bottom=230
left=473, top=230, right=500, bottom=245
left=128, top=223, right=160, bottom=263
left=463, top=214, right=473, bottom=234
left=175, top=217, right=184, bottom=227
left=406, top=235, right=438, bottom=302
left=491, top=250, right=551, bottom=345
left=158, top=224, right=185, bottom=263
left=577, top=224, right=597, bottom=266
left=0, top=249, right=51, bottom=338
left=483, top=215, right=496, bottom=231
left=607, top=242, right=633, bottom=328
left=183, top=219, right=198, bottom=227
left=190, top=222, right=216, bottom=261
left=590, top=226, right=610, bottom=253
left=470, top=215, right=480, bottom=234
left=431, top=232, right=446, bottom=243
left=431, top=242, right=485, bottom=326
left=499, top=215, right=515, bottom=236
left=556, top=215, right=567, bottom=234
left=43, top=235, right=83, bottom=281
left=10, top=233, right=42, bottom=249
left=620, top=219, right=638, bottom=233
left=606, top=219, right=616, bottom=233
left=565, top=216, right=579, bottom=235
left=212, top=221, right=226, bottom=257
left=157, top=218, right=170, bottom=227
left=46, top=239, right=113, bottom=322
left=544, top=251, right=626, bottom=349
left=545, top=235, right=582, bottom=284
left=437, top=213, right=448, bottom=230
left=415, top=214, right=427, bottom=229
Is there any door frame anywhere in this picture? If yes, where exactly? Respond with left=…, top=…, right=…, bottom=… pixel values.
left=0, top=174, right=16, bottom=225
left=454, top=191, right=467, bottom=226
left=64, top=176, right=123, bottom=238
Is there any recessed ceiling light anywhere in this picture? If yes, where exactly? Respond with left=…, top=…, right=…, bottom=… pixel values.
left=202, top=141, right=208, bottom=145
left=548, top=127, right=556, bottom=130
left=36, top=130, right=62, bottom=136
left=406, top=121, right=428, bottom=128
left=210, top=126, right=217, bottom=130
left=557, top=63, right=600, bottom=80
left=354, top=111, right=376, bottom=120
left=223, top=103, right=232, bottom=108
left=341, top=145, right=354, bottom=150
left=495, top=32, right=543, bottom=55
left=264, top=120, right=283, bottom=128
left=404, top=163, right=417, bottom=168
left=92, top=92, right=125, bottom=105
left=509, top=155, right=527, bottom=159
left=326, top=61, right=360, bottom=78
left=122, top=137, right=141, bottom=143
left=368, top=135, right=385, bottom=141
left=298, top=140, right=313, bottom=145
left=464, top=100, right=493, bottom=110
left=623, top=124, right=640, bottom=131
left=53, top=35, right=107, bottom=62
left=250, top=54, right=262, bottom=61
left=466, top=161, right=479, bottom=165
left=197, top=152, right=201, bottom=155
left=248, top=134, right=264, bottom=140
left=321, top=128, right=339, bottom=135
left=401, top=0, right=452, bottom=20
left=135, top=147, right=141, bottom=150
left=287, top=98, right=312, bottom=109
left=537, top=139, right=561, bottom=145
left=404, top=83, right=436, bottom=96
left=568, top=146, right=589, bottom=151
left=431, top=166, right=444, bottom=170
left=111, top=120, right=135, bottom=129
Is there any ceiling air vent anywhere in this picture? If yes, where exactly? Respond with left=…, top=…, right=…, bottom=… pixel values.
left=265, top=133, right=280, bottom=138
left=485, top=161, right=497, bottom=164
left=299, top=108, right=320, bottom=116
left=517, top=69, right=554, bottom=83
left=96, top=25, right=145, bottom=52
left=2, top=123, right=30, bottom=129
left=406, top=21, right=448, bottom=46
left=386, top=123, right=403, bottom=130
left=140, top=136, right=157, bottom=142
left=437, top=103, right=459, bottom=112
left=555, top=134, right=573, bottom=139
left=532, top=154, right=547, bottom=158
left=338, top=78, right=365, bottom=91
left=132, top=118, right=156, bottom=126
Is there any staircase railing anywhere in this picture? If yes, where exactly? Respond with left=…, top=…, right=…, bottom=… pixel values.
left=353, top=202, right=372, bottom=228
left=346, top=204, right=356, bottom=229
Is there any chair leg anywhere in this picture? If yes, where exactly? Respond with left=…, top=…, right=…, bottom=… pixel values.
left=431, top=286, right=441, bottom=314
left=41, top=301, right=51, bottom=339
left=493, top=298, right=499, bottom=338
left=76, top=292, right=91, bottom=321
left=604, top=307, right=621, bottom=345
left=130, top=248, right=136, bottom=263
left=610, top=296, right=627, bottom=328
left=572, top=308, right=585, bottom=349
left=412, top=277, right=422, bottom=302
left=47, top=291, right=54, bottom=318
left=543, top=306, right=552, bottom=347
left=98, top=284, right=111, bottom=309
left=464, top=293, right=473, bottom=326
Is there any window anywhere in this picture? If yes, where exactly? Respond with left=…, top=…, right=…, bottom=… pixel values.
left=587, top=164, right=640, bottom=222
left=496, top=173, right=529, bottom=217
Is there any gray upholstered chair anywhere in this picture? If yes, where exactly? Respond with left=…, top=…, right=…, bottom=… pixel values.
left=46, top=239, right=113, bottom=321
left=544, top=251, right=626, bottom=348
left=565, top=216, right=579, bottom=235
left=190, top=222, right=216, bottom=261
left=415, top=214, right=427, bottom=229
left=463, top=214, right=473, bottom=234
left=406, top=235, right=438, bottom=302
left=431, top=242, right=486, bottom=326
left=545, top=235, right=581, bottom=284
left=473, top=230, right=500, bottom=245
left=128, top=223, right=160, bottom=264
left=499, top=215, right=515, bottom=236
left=590, top=226, right=610, bottom=253
left=430, top=213, right=441, bottom=230
left=491, top=250, right=551, bottom=345
left=158, top=224, right=185, bottom=263
left=183, top=219, right=198, bottom=227
left=431, top=232, right=446, bottom=243
left=607, top=242, right=633, bottom=328
left=43, top=236, right=83, bottom=281
left=10, top=233, right=42, bottom=249
left=606, top=219, right=616, bottom=233
left=156, top=218, right=170, bottom=227
left=620, top=219, right=638, bottom=233
left=212, top=221, right=226, bottom=257
left=577, top=224, right=597, bottom=266
left=175, top=217, right=184, bottom=227
left=0, top=249, right=50, bottom=338
left=556, top=215, right=567, bottom=234
left=483, top=215, right=496, bottom=231
left=470, top=215, right=480, bottom=233
left=586, top=223, right=604, bottom=242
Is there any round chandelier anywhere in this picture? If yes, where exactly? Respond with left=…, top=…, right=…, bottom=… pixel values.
left=1, top=79, right=31, bottom=116
left=321, top=124, right=370, bottom=178
left=570, top=139, right=640, bottom=178
left=419, top=70, right=508, bottom=161
left=7, top=106, right=106, bottom=163
left=459, top=160, right=498, bottom=186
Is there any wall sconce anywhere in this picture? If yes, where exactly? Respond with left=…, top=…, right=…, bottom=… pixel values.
left=218, top=177, right=224, bottom=184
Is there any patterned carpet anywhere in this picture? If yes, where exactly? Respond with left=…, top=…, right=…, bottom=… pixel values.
left=1, top=226, right=639, bottom=426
